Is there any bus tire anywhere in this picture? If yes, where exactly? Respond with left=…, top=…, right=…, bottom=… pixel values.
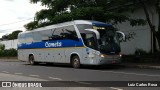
left=29, top=55, right=37, bottom=65
left=71, top=55, right=80, bottom=68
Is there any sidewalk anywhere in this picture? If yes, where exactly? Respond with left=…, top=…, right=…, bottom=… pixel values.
left=123, top=62, right=160, bottom=70
left=121, top=54, right=160, bottom=70
left=0, top=57, right=18, bottom=62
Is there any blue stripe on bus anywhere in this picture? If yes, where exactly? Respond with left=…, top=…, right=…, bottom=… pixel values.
left=91, top=21, right=113, bottom=27
left=18, top=38, right=84, bottom=49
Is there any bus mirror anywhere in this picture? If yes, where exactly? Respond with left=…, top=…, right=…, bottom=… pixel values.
left=116, top=31, right=125, bottom=41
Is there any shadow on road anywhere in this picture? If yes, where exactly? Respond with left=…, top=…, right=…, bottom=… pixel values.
left=24, top=62, right=125, bottom=70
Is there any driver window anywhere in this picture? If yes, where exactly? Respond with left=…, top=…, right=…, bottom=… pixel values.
left=81, top=33, right=97, bottom=50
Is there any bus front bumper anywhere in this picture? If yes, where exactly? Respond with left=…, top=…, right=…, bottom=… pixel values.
left=98, top=55, right=122, bottom=65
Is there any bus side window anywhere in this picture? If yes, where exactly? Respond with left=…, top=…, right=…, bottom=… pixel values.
left=41, top=29, right=53, bottom=41
left=81, top=33, right=87, bottom=45
left=33, top=31, right=42, bottom=42
left=63, top=25, right=79, bottom=41
left=50, top=28, right=63, bottom=40
left=81, top=33, right=97, bottom=50
left=25, top=33, right=33, bottom=44
left=18, top=34, right=24, bottom=44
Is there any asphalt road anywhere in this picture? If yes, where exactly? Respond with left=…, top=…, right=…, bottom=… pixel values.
left=0, top=60, right=160, bottom=90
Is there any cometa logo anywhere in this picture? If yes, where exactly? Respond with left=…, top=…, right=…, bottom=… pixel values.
left=45, top=41, right=62, bottom=48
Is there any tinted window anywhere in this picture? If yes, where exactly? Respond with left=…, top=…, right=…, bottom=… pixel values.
left=33, top=31, right=42, bottom=42
left=25, top=33, right=33, bottom=43
left=50, top=28, right=63, bottom=40
left=81, top=33, right=97, bottom=50
left=41, top=29, right=53, bottom=41
left=63, top=25, right=78, bottom=41
left=18, top=34, right=25, bottom=44
left=76, top=24, right=92, bottom=31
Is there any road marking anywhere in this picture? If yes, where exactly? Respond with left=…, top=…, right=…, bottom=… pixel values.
left=2, top=71, right=9, bottom=73
left=110, top=87, right=123, bottom=90
left=101, top=71, right=160, bottom=77
left=29, top=74, right=40, bottom=77
left=75, top=81, right=92, bottom=85
left=48, top=77, right=62, bottom=80
left=14, top=73, right=23, bottom=75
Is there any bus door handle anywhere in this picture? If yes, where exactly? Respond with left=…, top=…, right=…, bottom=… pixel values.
left=58, top=53, right=60, bottom=55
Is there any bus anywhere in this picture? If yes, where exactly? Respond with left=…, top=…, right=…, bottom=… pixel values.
left=18, top=20, right=125, bottom=68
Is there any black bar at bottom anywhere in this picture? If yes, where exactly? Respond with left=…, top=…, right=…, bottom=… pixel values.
left=0, top=81, right=159, bottom=87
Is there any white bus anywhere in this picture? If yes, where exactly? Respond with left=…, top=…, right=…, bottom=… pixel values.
left=18, top=20, right=125, bottom=68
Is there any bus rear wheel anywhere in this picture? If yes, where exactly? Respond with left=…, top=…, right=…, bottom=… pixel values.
left=29, top=55, right=36, bottom=65
left=71, top=56, right=80, bottom=68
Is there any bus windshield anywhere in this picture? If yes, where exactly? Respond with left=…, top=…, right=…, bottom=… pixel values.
left=77, top=24, right=121, bottom=54
left=94, top=26, right=120, bottom=54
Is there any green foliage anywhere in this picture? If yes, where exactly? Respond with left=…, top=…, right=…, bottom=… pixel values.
left=1, top=30, right=22, bottom=40
left=129, top=19, right=147, bottom=26
left=135, top=48, right=149, bottom=55
left=25, top=0, right=149, bottom=30
left=8, top=30, right=22, bottom=40
left=0, top=44, right=5, bottom=50
left=24, top=21, right=38, bottom=30
left=0, top=48, right=17, bottom=57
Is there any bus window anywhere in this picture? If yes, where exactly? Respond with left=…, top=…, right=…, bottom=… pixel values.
left=33, top=31, right=41, bottom=42
left=41, top=29, right=52, bottom=41
left=81, top=33, right=97, bottom=50
left=63, top=25, right=79, bottom=41
left=50, top=28, right=63, bottom=40
left=25, top=33, right=33, bottom=44
left=18, top=34, right=26, bottom=44
left=76, top=24, right=92, bottom=31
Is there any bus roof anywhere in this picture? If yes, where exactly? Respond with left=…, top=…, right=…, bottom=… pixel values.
left=20, top=20, right=113, bottom=34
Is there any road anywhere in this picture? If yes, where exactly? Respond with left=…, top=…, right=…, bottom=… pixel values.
left=0, top=60, right=160, bottom=90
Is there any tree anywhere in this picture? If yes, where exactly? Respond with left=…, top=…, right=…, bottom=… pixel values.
left=8, top=30, right=22, bottom=40
left=101, top=0, right=160, bottom=51
left=1, top=30, right=22, bottom=40
left=25, top=0, right=146, bottom=30
left=1, top=34, right=8, bottom=40
left=138, top=0, right=160, bottom=52
left=0, top=44, right=5, bottom=50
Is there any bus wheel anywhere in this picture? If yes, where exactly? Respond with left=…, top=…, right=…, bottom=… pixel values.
left=71, top=56, right=80, bottom=68
left=29, top=55, right=36, bottom=65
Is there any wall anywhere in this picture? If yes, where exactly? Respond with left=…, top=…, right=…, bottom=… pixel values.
left=0, top=39, right=18, bottom=49
left=116, top=7, right=157, bottom=55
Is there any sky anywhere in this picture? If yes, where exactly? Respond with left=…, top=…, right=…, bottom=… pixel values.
left=0, top=0, right=45, bottom=38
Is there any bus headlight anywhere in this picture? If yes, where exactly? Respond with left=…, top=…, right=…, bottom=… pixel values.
left=119, top=54, right=122, bottom=57
left=100, top=55, right=105, bottom=58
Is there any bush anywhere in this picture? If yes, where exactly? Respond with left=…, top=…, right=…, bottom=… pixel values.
left=0, top=44, right=5, bottom=50
left=135, top=48, right=150, bottom=55
left=0, top=48, right=17, bottom=57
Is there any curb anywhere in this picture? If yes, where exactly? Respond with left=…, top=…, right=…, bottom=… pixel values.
left=0, top=60, right=20, bottom=62
left=0, top=57, right=19, bottom=62
left=0, top=59, right=20, bottom=62
left=0, top=57, right=17, bottom=59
